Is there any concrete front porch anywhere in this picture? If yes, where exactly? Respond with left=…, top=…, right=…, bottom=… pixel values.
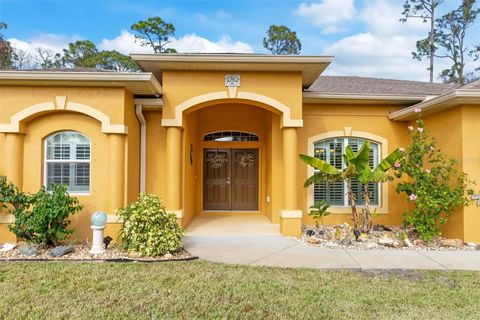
left=185, top=214, right=280, bottom=236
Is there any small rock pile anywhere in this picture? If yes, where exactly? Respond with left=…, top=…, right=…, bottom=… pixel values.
left=301, top=224, right=480, bottom=251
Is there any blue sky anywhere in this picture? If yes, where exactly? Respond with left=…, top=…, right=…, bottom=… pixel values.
left=1, top=0, right=479, bottom=81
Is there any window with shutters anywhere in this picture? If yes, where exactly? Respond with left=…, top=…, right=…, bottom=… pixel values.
left=313, top=137, right=380, bottom=207
left=44, top=131, right=91, bottom=193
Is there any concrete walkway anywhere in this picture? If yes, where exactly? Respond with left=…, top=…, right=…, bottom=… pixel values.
left=184, top=235, right=480, bottom=271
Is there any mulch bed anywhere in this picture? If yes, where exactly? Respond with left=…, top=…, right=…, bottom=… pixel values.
left=0, top=242, right=197, bottom=262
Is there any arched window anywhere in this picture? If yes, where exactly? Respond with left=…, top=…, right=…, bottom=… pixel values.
left=44, top=131, right=91, bottom=193
left=204, top=131, right=259, bottom=142
left=313, top=137, right=380, bottom=206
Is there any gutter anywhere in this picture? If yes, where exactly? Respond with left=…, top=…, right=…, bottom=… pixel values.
left=389, top=89, right=480, bottom=121
left=135, top=104, right=147, bottom=193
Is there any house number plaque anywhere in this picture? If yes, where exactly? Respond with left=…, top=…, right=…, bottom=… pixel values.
left=225, top=74, right=240, bottom=87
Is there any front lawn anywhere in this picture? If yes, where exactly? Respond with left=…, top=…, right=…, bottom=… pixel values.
left=1, top=261, right=479, bottom=319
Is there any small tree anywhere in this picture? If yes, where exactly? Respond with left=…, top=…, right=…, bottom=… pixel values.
left=62, top=40, right=100, bottom=68
left=394, top=110, right=474, bottom=240
left=131, top=16, right=177, bottom=53
left=263, top=25, right=301, bottom=55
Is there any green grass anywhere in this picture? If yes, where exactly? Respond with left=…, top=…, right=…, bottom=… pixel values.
left=1, top=261, right=479, bottom=319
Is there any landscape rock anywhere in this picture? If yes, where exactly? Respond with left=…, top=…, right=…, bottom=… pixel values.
left=465, top=242, right=478, bottom=248
left=404, top=239, right=414, bottom=248
left=307, top=236, right=321, bottom=244
left=366, top=242, right=378, bottom=249
left=0, top=243, right=15, bottom=252
left=163, top=253, right=173, bottom=259
left=19, top=245, right=39, bottom=257
left=340, top=237, right=352, bottom=246
left=372, top=224, right=385, bottom=232
left=440, top=239, right=464, bottom=248
left=413, top=239, right=426, bottom=247
left=50, top=246, right=74, bottom=257
left=378, top=238, right=399, bottom=248
left=324, top=241, right=338, bottom=248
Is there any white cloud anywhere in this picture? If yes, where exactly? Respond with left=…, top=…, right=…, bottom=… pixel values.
left=295, top=0, right=356, bottom=34
left=8, top=33, right=81, bottom=56
left=99, top=30, right=253, bottom=54
left=322, top=0, right=442, bottom=81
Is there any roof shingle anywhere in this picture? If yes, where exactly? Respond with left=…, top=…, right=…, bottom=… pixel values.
left=307, top=76, right=459, bottom=96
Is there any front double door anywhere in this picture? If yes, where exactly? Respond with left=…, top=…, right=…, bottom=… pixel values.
left=203, top=148, right=259, bottom=211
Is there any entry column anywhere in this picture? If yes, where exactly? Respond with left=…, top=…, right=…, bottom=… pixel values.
left=280, top=127, right=302, bottom=236
left=165, top=126, right=183, bottom=219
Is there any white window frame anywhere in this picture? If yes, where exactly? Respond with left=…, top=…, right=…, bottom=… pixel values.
left=43, top=131, right=91, bottom=195
left=312, top=137, right=381, bottom=208
left=306, top=129, right=390, bottom=214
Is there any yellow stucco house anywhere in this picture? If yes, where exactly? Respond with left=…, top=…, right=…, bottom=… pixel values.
left=1, top=54, right=479, bottom=243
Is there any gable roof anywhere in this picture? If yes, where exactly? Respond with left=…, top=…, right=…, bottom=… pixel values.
left=307, top=76, right=458, bottom=96
left=461, top=79, right=480, bottom=89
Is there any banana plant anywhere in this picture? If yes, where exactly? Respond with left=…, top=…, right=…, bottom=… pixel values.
left=354, top=141, right=401, bottom=232
left=300, top=141, right=400, bottom=232
left=300, top=144, right=367, bottom=229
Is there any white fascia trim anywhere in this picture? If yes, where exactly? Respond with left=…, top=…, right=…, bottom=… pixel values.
left=302, top=92, right=427, bottom=102
left=131, top=53, right=334, bottom=64
left=0, top=71, right=163, bottom=96
left=280, top=210, right=303, bottom=218
left=389, top=89, right=480, bottom=121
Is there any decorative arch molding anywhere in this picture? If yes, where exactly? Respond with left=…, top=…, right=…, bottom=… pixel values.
left=0, top=97, right=127, bottom=134
left=160, top=91, right=303, bottom=128
left=305, top=128, right=389, bottom=215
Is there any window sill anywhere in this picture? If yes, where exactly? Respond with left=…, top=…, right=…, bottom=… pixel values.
left=327, top=206, right=388, bottom=214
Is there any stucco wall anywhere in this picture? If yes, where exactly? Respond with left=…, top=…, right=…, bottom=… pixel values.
left=0, top=86, right=137, bottom=242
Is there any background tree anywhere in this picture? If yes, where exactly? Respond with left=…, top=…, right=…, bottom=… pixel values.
left=97, top=50, right=139, bottom=72
left=62, top=40, right=100, bottom=68
left=34, top=47, right=62, bottom=69
left=436, top=0, right=479, bottom=84
left=263, top=25, right=301, bottom=55
left=131, top=17, right=177, bottom=53
left=0, top=22, right=14, bottom=69
left=12, top=48, right=34, bottom=69
left=401, top=0, right=445, bottom=83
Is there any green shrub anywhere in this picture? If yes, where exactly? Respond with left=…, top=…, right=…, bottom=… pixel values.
left=6, top=183, right=82, bottom=245
left=309, top=201, right=331, bottom=227
left=118, top=193, right=184, bottom=256
left=394, top=113, right=474, bottom=241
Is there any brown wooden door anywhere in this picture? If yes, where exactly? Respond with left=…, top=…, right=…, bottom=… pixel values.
left=231, top=149, right=258, bottom=210
left=203, top=148, right=258, bottom=211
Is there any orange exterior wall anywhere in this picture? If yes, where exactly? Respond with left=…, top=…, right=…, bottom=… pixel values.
left=0, top=86, right=138, bottom=242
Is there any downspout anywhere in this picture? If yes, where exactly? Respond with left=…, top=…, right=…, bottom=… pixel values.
left=135, top=104, right=146, bottom=193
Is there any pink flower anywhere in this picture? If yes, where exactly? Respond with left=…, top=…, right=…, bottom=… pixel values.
left=399, top=147, right=405, bottom=152
left=417, top=127, right=424, bottom=133
left=414, top=108, right=422, bottom=113
left=410, top=194, right=417, bottom=201
left=394, top=161, right=401, bottom=168
left=415, top=163, right=420, bottom=167
left=408, top=126, right=414, bottom=131
left=425, top=169, right=431, bottom=173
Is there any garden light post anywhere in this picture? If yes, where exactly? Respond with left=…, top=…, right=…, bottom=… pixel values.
left=89, top=211, right=107, bottom=255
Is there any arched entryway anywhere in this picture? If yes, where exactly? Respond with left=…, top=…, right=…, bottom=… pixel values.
left=161, top=94, right=304, bottom=236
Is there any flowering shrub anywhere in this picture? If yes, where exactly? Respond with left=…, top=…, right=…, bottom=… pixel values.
left=394, top=110, right=474, bottom=240
left=118, top=193, right=184, bottom=256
